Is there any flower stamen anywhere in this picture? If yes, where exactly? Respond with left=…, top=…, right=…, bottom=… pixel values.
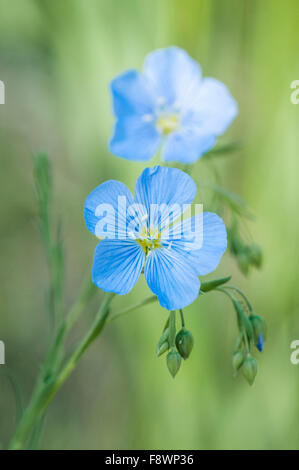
left=156, top=113, right=180, bottom=135
left=137, top=226, right=162, bottom=255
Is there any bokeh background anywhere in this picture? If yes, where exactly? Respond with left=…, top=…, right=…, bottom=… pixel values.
left=1, top=0, right=299, bottom=450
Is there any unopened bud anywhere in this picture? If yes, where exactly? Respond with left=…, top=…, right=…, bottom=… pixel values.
left=248, top=244, right=263, bottom=268
left=156, top=327, right=170, bottom=357
left=237, top=252, right=250, bottom=276
left=243, top=356, right=258, bottom=385
left=233, top=300, right=254, bottom=341
left=175, top=328, right=194, bottom=360
left=166, top=348, right=181, bottom=378
left=249, top=315, right=267, bottom=352
left=232, top=350, right=245, bottom=371
left=156, top=341, right=169, bottom=357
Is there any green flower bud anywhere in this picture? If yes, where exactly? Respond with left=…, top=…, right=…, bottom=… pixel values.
left=156, top=341, right=169, bottom=357
left=237, top=251, right=250, bottom=276
left=175, top=328, right=194, bottom=360
left=233, top=332, right=243, bottom=352
left=166, top=348, right=181, bottom=378
left=156, top=327, right=170, bottom=357
left=242, top=356, right=258, bottom=385
left=248, top=244, right=263, bottom=268
left=233, top=300, right=254, bottom=341
left=232, top=350, right=245, bottom=371
left=228, top=224, right=244, bottom=256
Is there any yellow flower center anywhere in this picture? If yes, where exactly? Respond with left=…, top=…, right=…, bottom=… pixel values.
left=137, top=226, right=162, bottom=255
left=156, top=113, right=180, bottom=135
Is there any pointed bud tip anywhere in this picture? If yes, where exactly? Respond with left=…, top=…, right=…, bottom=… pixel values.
left=248, top=244, right=263, bottom=268
left=166, top=349, right=182, bottom=378
left=242, top=356, right=258, bottom=385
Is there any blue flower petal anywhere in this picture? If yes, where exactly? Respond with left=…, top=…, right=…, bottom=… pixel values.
left=185, top=77, right=238, bottom=136
left=134, top=166, right=196, bottom=230
left=144, top=46, right=202, bottom=107
left=84, top=180, right=135, bottom=238
left=110, top=69, right=156, bottom=117
left=144, top=248, right=200, bottom=310
left=109, top=115, right=161, bottom=161
left=109, top=70, right=161, bottom=161
left=184, top=212, right=227, bottom=275
left=92, top=240, right=145, bottom=295
left=162, top=128, right=216, bottom=163
left=161, top=213, right=204, bottom=252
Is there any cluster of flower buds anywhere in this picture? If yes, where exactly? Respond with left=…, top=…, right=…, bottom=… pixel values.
left=156, top=311, right=194, bottom=378
left=232, top=300, right=267, bottom=385
left=228, top=221, right=263, bottom=276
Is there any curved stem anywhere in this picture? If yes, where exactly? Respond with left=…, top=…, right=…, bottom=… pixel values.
left=215, top=287, right=237, bottom=302
left=225, top=285, right=253, bottom=312
left=216, top=287, right=250, bottom=354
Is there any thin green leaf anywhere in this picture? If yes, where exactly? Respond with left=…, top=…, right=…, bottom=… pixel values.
left=203, top=141, right=242, bottom=158
left=200, top=276, right=232, bottom=293
left=2, top=368, right=24, bottom=423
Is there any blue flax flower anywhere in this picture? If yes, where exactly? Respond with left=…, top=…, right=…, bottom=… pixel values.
left=84, top=166, right=227, bottom=310
left=109, top=46, right=238, bottom=163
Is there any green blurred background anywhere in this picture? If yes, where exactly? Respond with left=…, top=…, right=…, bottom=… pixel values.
left=0, top=0, right=299, bottom=450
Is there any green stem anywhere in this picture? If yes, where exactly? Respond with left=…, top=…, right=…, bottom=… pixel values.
left=179, top=309, right=185, bottom=328
left=5, top=285, right=88, bottom=451
left=168, top=311, right=176, bottom=347
left=183, top=164, right=192, bottom=174
left=27, top=415, right=45, bottom=450
left=224, top=285, right=253, bottom=312
left=107, top=295, right=157, bottom=323
left=47, top=292, right=116, bottom=398
left=64, top=278, right=97, bottom=332
left=42, top=279, right=97, bottom=380
left=8, top=292, right=115, bottom=450
left=3, top=368, right=24, bottom=423
left=216, top=287, right=250, bottom=354
left=215, top=287, right=237, bottom=303
left=242, top=325, right=250, bottom=355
